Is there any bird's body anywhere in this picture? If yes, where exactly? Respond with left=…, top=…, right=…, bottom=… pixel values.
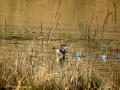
left=53, top=45, right=67, bottom=56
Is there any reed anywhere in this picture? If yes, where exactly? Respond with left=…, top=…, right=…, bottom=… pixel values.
left=88, top=14, right=94, bottom=42
left=0, top=37, right=120, bottom=90
left=55, top=14, right=60, bottom=30
left=4, top=18, right=7, bottom=38
left=80, top=22, right=83, bottom=30
left=48, top=0, right=61, bottom=44
left=113, top=2, right=117, bottom=41
left=59, top=28, right=61, bottom=45
left=117, top=46, right=118, bottom=52
left=41, top=22, right=42, bottom=35
left=63, top=31, right=66, bottom=44
left=85, top=20, right=88, bottom=41
left=76, top=6, right=80, bottom=33
left=96, top=16, right=98, bottom=39
left=113, top=2, right=116, bottom=26
left=102, top=11, right=113, bottom=36
left=93, top=29, right=96, bottom=41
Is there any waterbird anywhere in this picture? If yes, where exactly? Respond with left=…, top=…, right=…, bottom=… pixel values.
left=53, top=45, right=68, bottom=56
left=117, top=54, right=120, bottom=63
left=99, top=54, right=106, bottom=61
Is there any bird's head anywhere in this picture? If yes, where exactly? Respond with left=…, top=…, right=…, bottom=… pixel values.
left=52, top=45, right=56, bottom=49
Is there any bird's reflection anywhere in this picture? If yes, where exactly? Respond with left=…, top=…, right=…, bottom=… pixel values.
left=57, top=55, right=65, bottom=67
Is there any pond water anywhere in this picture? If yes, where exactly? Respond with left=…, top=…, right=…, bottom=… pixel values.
left=0, top=0, right=120, bottom=76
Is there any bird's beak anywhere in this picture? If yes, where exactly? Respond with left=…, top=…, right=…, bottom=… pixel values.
left=52, top=45, right=55, bottom=49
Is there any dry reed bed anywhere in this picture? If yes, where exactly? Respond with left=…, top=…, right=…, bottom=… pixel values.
left=0, top=41, right=120, bottom=90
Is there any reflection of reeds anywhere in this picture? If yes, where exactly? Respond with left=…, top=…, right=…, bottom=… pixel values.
left=102, top=11, right=113, bottom=36
left=4, top=18, right=7, bottom=38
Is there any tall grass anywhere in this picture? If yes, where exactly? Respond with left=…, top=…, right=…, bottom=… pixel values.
left=0, top=38, right=120, bottom=90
